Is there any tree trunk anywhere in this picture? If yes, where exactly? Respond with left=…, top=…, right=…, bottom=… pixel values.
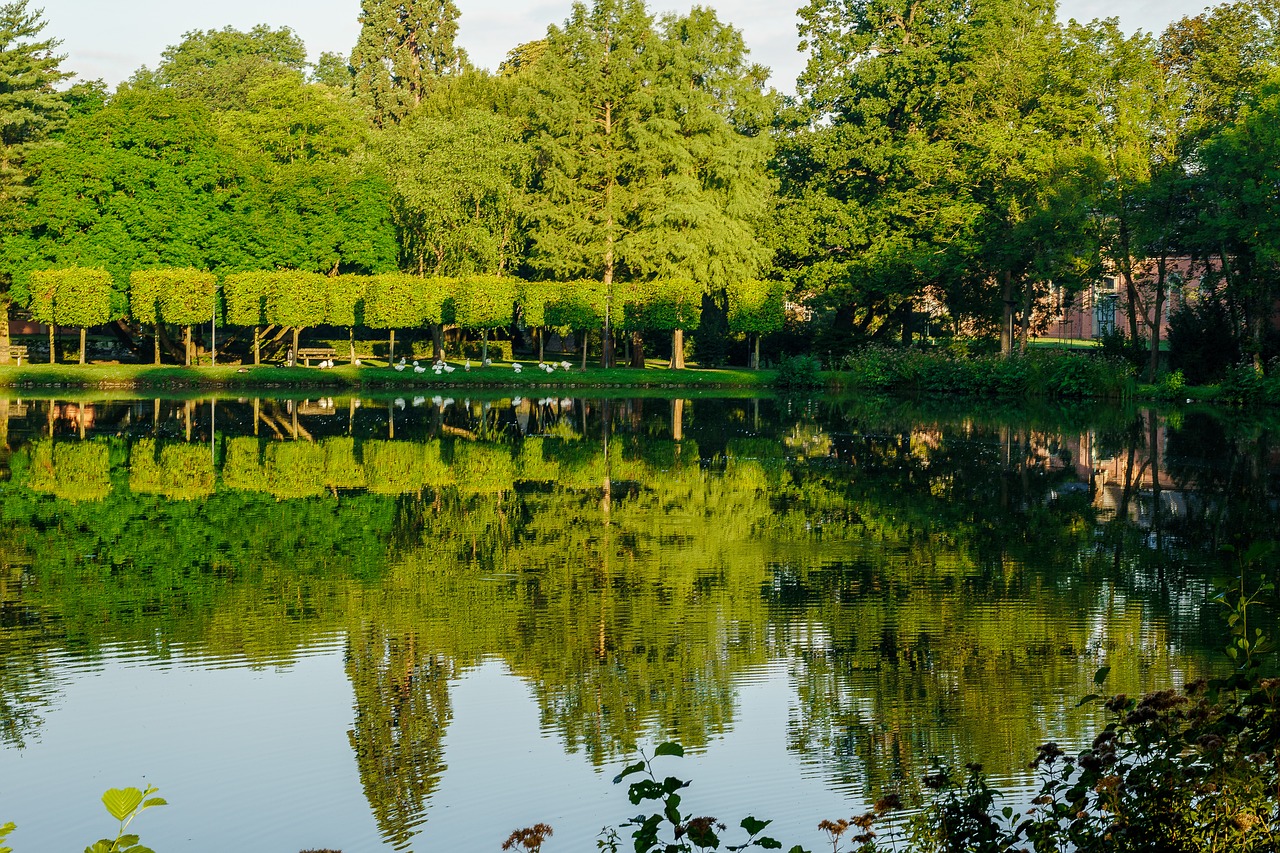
left=482, top=328, right=489, bottom=363
left=79, top=327, right=87, bottom=365
left=431, top=324, right=443, bottom=361
left=253, top=326, right=261, bottom=365
left=630, top=331, right=645, bottom=368
left=751, top=334, right=760, bottom=370
left=389, top=329, right=396, bottom=364
left=0, top=300, right=10, bottom=364
left=537, top=327, right=544, bottom=363
left=49, top=324, right=56, bottom=364
left=1018, top=282, right=1034, bottom=354
left=669, top=329, right=685, bottom=369
left=349, top=327, right=356, bottom=364
left=1148, top=256, right=1167, bottom=383
left=291, top=327, right=301, bottom=363
left=999, top=271, right=1015, bottom=358
left=581, top=330, right=589, bottom=370
left=155, top=327, right=162, bottom=365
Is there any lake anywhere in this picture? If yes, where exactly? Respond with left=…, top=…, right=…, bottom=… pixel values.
left=0, top=393, right=1273, bottom=851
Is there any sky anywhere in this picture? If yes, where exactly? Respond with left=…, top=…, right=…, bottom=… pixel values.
left=46, top=0, right=1216, bottom=96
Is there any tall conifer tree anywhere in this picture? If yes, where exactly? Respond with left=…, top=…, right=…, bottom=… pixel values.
left=350, top=0, right=468, bottom=126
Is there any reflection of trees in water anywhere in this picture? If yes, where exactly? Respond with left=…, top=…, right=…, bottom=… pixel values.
left=0, top=395, right=1277, bottom=812
left=345, top=624, right=452, bottom=850
left=0, top=558, right=59, bottom=749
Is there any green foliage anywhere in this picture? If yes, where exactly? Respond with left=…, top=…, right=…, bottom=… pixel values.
left=0, top=820, right=11, bottom=853
left=326, top=273, right=366, bottom=328
left=351, top=0, right=468, bottom=126
left=0, top=0, right=70, bottom=220
left=153, top=268, right=215, bottom=326
left=364, top=273, right=424, bottom=329
left=453, top=274, right=515, bottom=330
left=156, top=24, right=307, bottom=110
left=221, top=271, right=273, bottom=326
left=725, top=280, right=785, bottom=335
left=128, top=439, right=215, bottom=500
left=544, top=279, right=607, bottom=332
left=773, top=354, right=824, bottom=390
left=620, top=278, right=703, bottom=332
left=24, top=439, right=113, bottom=502
left=836, top=347, right=1136, bottom=399
left=596, top=742, right=783, bottom=853
left=84, top=784, right=165, bottom=853
left=517, top=280, right=559, bottom=329
left=264, top=270, right=327, bottom=329
left=29, top=268, right=114, bottom=327
left=523, top=0, right=772, bottom=289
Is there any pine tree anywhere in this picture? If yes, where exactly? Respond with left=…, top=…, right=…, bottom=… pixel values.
left=0, top=0, right=67, bottom=216
left=350, top=0, right=468, bottom=126
left=0, top=0, right=68, bottom=363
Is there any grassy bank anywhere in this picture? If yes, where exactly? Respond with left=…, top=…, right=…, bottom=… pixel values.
left=0, top=360, right=775, bottom=391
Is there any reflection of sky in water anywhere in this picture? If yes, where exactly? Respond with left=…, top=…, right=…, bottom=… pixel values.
left=1, top=650, right=865, bottom=852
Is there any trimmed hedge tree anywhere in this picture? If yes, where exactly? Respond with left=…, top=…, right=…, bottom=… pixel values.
left=131, top=268, right=214, bottom=365
left=726, top=279, right=785, bottom=369
left=223, top=271, right=273, bottom=365
left=454, top=274, right=515, bottom=362
left=31, top=268, right=115, bottom=364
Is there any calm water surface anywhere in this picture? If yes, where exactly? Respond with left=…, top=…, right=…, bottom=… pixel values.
left=0, top=394, right=1274, bottom=851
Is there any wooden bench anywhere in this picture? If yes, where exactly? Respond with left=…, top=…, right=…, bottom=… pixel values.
left=296, top=347, right=337, bottom=366
left=5, top=345, right=28, bottom=365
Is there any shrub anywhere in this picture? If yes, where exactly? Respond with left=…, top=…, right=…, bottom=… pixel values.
left=773, top=354, right=824, bottom=389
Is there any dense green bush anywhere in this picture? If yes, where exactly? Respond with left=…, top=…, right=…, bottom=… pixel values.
left=772, top=353, right=824, bottom=389
left=837, top=347, right=1135, bottom=399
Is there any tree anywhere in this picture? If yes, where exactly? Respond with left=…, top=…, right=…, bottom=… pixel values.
left=265, top=270, right=328, bottom=359
left=726, top=279, right=785, bottom=368
left=222, top=271, right=273, bottom=364
left=381, top=108, right=527, bottom=279
left=350, top=0, right=469, bottom=126
left=327, top=273, right=367, bottom=362
left=216, top=73, right=398, bottom=276
left=364, top=272, right=451, bottom=362
left=453, top=274, right=515, bottom=362
left=620, top=278, right=702, bottom=368
left=0, top=0, right=69, bottom=363
left=545, top=279, right=609, bottom=368
left=517, top=280, right=560, bottom=361
left=154, top=24, right=308, bottom=110
left=29, top=267, right=113, bottom=363
left=524, top=0, right=773, bottom=367
left=131, top=268, right=212, bottom=364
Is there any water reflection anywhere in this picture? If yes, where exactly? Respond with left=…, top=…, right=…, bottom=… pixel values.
left=0, top=394, right=1276, bottom=849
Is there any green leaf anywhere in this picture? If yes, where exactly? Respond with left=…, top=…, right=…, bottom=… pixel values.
left=1076, top=693, right=1100, bottom=707
left=756, top=838, right=782, bottom=850
left=140, top=797, right=167, bottom=810
left=664, top=793, right=682, bottom=824
left=102, top=787, right=145, bottom=822
left=1093, top=666, right=1111, bottom=685
left=654, top=742, right=684, bottom=758
left=740, top=817, right=771, bottom=836
left=786, top=846, right=811, bottom=853
left=614, top=761, right=647, bottom=784
left=85, top=841, right=114, bottom=853
left=662, top=776, right=689, bottom=794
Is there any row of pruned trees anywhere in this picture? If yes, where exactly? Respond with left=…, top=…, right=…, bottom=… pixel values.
left=25, top=268, right=786, bottom=368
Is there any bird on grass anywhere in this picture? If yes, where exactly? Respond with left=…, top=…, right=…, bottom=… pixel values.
left=513, top=362, right=523, bottom=373
left=561, top=361, right=571, bottom=370
left=394, top=363, right=407, bottom=372
left=465, top=358, right=471, bottom=371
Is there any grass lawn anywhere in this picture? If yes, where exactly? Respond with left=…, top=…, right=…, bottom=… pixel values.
left=0, top=358, right=776, bottom=391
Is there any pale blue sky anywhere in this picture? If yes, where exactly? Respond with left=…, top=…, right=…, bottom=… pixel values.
left=46, top=0, right=1214, bottom=96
